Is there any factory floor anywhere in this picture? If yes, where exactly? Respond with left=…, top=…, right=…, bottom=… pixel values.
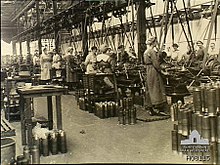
left=11, top=94, right=201, bottom=164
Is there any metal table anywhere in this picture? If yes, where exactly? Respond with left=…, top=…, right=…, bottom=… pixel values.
left=17, top=85, right=67, bottom=146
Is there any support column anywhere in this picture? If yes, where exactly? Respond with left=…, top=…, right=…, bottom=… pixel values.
left=27, top=39, right=31, bottom=55
left=19, top=41, right=23, bottom=56
left=19, top=41, right=23, bottom=65
left=82, top=20, right=88, bottom=60
left=36, top=0, right=42, bottom=54
left=136, top=0, right=146, bottom=64
left=53, top=0, right=59, bottom=53
left=25, top=10, right=31, bottom=55
left=12, top=41, right=17, bottom=59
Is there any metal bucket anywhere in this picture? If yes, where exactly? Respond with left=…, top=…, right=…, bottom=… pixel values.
left=1, top=138, right=16, bottom=165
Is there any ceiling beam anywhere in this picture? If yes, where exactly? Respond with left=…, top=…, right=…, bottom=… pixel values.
left=11, top=0, right=35, bottom=22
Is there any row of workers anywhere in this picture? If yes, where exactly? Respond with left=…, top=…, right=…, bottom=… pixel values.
left=32, top=45, right=137, bottom=81
left=164, top=41, right=220, bottom=64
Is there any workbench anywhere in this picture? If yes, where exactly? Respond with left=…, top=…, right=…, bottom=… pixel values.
left=17, top=85, right=67, bottom=146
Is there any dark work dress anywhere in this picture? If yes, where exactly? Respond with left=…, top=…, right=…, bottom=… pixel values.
left=143, top=48, right=167, bottom=107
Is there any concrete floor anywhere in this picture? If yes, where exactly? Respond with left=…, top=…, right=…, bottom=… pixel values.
left=11, top=94, right=202, bottom=164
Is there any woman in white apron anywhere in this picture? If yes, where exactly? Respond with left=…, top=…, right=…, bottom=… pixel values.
left=40, top=48, right=52, bottom=84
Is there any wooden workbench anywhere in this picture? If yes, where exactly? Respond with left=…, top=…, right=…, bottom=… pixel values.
left=17, top=85, right=68, bottom=146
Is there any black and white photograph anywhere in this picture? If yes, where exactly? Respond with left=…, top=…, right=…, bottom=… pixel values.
left=1, top=0, right=220, bottom=164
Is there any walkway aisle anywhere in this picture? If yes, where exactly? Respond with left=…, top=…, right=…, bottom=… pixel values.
left=12, top=95, right=199, bottom=164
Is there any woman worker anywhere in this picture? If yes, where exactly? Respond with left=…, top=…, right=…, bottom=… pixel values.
left=84, top=46, right=98, bottom=74
left=33, top=49, right=41, bottom=74
left=143, top=37, right=169, bottom=116
left=40, top=47, right=52, bottom=84
left=63, top=47, right=78, bottom=89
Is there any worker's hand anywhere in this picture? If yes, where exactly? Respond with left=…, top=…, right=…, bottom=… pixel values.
left=80, top=63, right=86, bottom=71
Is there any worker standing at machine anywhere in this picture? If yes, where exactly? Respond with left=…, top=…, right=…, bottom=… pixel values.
left=63, top=47, right=78, bottom=89
left=52, top=49, right=62, bottom=78
left=143, top=37, right=169, bottom=116
left=40, top=47, right=52, bottom=84
left=33, top=49, right=41, bottom=74
left=128, top=47, right=137, bottom=58
left=52, top=49, right=62, bottom=69
left=208, top=43, right=219, bottom=58
left=170, top=43, right=182, bottom=64
left=33, top=50, right=40, bottom=66
left=96, top=44, right=116, bottom=89
left=96, top=44, right=116, bottom=74
left=182, top=45, right=194, bottom=66
left=117, top=45, right=130, bottom=67
left=26, top=53, right=33, bottom=65
left=84, top=46, right=98, bottom=74
left=195, top=40, right=205, bottom=62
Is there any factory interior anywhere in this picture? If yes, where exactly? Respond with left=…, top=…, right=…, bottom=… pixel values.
left=1, top=0, right=220, bottom=164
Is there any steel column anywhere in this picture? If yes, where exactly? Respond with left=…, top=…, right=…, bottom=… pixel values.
left=12, top=41, right=17, bottom=59
left=136, top=0, right=146, bottom=64
left=82, top=19, right=88, bottom=60
left=36, top=0, right=42, bottom=54
left=19, top=41, right=22, bottom=56
left=53, top=0, right=59, bottom=53
left=26, top=40, right=31, bottom=55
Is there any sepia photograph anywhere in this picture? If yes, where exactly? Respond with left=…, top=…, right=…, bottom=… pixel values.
left=1, top=0, right=220, bottom=164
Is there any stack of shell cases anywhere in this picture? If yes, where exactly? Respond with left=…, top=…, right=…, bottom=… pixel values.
left=94, top=101, right=119, bottom=119
left=171, top=81, right=220, bottom=164
left=14, top=130, right=68, bottom=164
left=118, top=97, right=137, bottom=125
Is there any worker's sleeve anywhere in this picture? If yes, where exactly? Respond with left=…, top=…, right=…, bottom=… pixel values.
left=143, top=51, right=147, bottom=64
left=84, top=54, right=91, bottom=66
left=33, top=57, right=36, bottom=66
left=151, top=51, right=161, bottom=72
left=40, top=55, right=43, bottom=66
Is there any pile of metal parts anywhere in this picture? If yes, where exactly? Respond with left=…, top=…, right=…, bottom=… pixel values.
left=171, top=81, right=220, bottom=164
left=77, top=74, right=138, bottom=125
left=15, top=145, right=40, bottom=164
left=77, top=73, right=119, bottom=120
left=13, top=126, right=67, bottom=164
left=32, top=129, right=67, bottom=156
